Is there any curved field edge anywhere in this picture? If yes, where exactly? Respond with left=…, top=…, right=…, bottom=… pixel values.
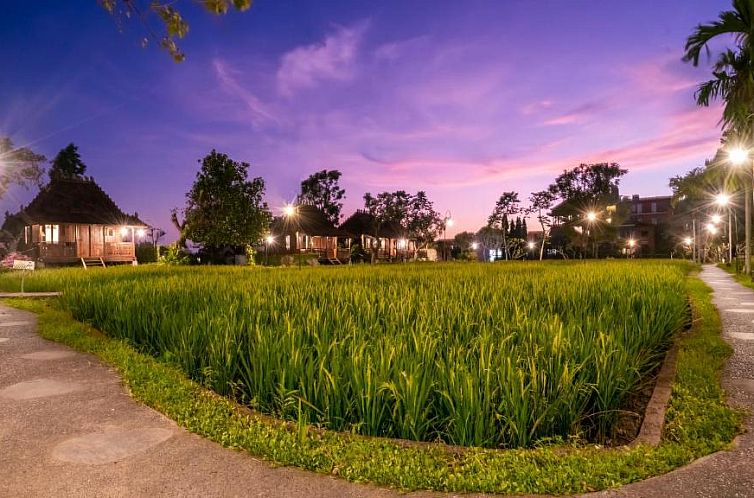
left=1, top=276, right=743, bottom=495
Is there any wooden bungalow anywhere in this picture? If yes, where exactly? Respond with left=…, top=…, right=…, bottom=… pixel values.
left=270, top=204, right=346, bottom=261
left=15, top=177, right=147, bottom=266
left=339, top=210, right=416, bottom=261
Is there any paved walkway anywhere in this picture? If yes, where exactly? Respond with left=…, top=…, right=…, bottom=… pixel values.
left=0, top=304, right=408, bottom=498
left=587, top=265, right=754, bottom=497
left=0, top=265, right=752, bottom=497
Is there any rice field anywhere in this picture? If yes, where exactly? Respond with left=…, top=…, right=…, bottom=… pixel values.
left=0, top=260, right=691, bottom=448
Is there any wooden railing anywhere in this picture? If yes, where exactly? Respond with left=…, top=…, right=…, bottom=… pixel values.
left=104, top=242, right=133, bottom=257
left=38, top=242, right=76, bottom=258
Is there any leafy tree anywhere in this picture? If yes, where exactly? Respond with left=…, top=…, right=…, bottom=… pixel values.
left=406, top=191, right=443, bottom=250
left=487, top=191, right=520, bottom=260
left=297, top=169, right=345, bottom=226
left=547, top=163, right=627, bottom=258
left=684, top=1, right=754, bottom=135
left=0, top=137, right=46, bottom=198
left=549, top=163, right=626, bottom=211
left=49, top=143, right=87, bottom=181
left=363, top=190, right=442, bottom=256
left=99, top=0, right=252, bottom=62
left=178, top=150, right=271, bottom=257
left=452, top=231, right=476, bottom=260
left=475, top=225, right=504, bottom=261
left=526, top=189, right=556, bottom=260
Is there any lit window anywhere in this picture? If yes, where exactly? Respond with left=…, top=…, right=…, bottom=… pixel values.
left=285, top=235, right=291, bottom=250
left=42, top=224, right=59, bottom=243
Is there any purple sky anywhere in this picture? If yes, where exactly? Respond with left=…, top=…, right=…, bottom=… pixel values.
left=0, top=1, right=731, bottom=238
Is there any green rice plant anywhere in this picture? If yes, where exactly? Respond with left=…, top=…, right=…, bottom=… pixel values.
left=0, top=260, right=691, bottom=448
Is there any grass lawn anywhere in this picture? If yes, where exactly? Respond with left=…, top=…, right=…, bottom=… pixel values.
left=0, top=260, right=743, bottom=494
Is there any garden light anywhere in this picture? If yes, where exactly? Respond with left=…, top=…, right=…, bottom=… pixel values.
left=683, top=237, right=693, bottom=245
left=627, top=239, right=636, bottom=247
left=586, top=211, right=597, bottom=222
left=706, top=223, right=718, bottom=234
left=715, top=193, right=730, bottom=206
left=136, top=228, right=146, bottom=238
left=266, top=235, right=274, bottom=245
left=471, top=242, right=478, bottom=250
left=120, top=226, right=129, bottom=237
left=710, top=214, right=722, bottom=224
left=283, top=204, right=296, bottom=217
left=527, top=241, right=535, bottom=249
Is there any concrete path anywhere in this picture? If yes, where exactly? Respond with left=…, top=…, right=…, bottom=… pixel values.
left=0, top=303, right=411, bottom=498
left=1, top=266, right=752, bottom=498
left=587, top=265, right=754, bottom=498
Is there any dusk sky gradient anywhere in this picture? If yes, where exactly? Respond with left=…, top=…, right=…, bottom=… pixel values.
left=0, top=1, right=734, bottom=238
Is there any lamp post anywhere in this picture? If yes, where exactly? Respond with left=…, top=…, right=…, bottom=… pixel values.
left=283, top=204, right=300, bottom=268
left=265, top=235, right=274, bottom=266
left=728, top=147, right=750, bottom=274
left=683, top=236, right=693, bottom=260
left=443, top=211, right=454, bottom=261
left=584, top=211, right=598, bottom=258
left=715, top=193, right=733, bottom=264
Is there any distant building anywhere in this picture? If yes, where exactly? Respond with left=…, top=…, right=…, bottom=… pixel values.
left=13, top=177, right=147, bottom=265
left=270, top=204, right=345, bottom=261
left=618, top=195, right=674, bottom=256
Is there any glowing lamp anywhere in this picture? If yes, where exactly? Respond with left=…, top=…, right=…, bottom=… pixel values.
left=266, top=235, right=275, bottom=245
left=715, top=193, right=730, bottom=206
left=683, top=237, right=693, bottom=245
left=283, top=204, right=296, bottom=217
left=586, top=211, right=598, bottom=222
left=471, top=242, right=478, bottom=250
left=710, top=214, right=722, bottom=224
left=136, top=228, right=146, bottom=238
left=527, top=241, right=535, bottom=249
left=120, top=226, right=129, bottom=237
left=728, top=147, right=749, bottom=166
left=627, top=239, right=636, bottom=248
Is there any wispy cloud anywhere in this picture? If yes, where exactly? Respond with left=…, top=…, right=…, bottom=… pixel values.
left=542, top=102, right=606, bottom=126
left=277, top=21, right=369, bottom=97
left=212, top=59, right=278, bottom=127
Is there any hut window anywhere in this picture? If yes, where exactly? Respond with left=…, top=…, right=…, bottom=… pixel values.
left=24, top=226, right=30, bottom=245
left=42, top=224, right=59, bottom=243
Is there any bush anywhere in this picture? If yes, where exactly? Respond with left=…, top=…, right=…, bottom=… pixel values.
left=159, top=243, right=191, bottom=265
left=135, top=243, right=158, bottom=264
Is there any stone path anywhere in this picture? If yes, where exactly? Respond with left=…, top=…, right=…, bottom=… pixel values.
left=586, top=265, right=754, bottom=498
left=1, top=266, right=752, bottom=497
left=0, top=304, right=408, bottom=498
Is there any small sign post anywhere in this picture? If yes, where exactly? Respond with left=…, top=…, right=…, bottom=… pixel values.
left=12, top=260, right=35, bottom=293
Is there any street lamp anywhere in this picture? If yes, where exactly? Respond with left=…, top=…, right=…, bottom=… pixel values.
left=282, top=204, right=301, bottom=267
left=443, top=211, right=453, bottom=261
left=584, top=211, right=599, bottom=258
left=265, top=235, right=274, bottom=265
left=715, top=193, right=734, bottom=264
left=728, top=146, right=750, bottom=274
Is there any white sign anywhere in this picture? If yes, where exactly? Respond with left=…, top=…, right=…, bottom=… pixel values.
left=12, top=260, right=35, bottom=271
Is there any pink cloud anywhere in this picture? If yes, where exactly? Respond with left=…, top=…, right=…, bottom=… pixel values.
left=353, top=105, right=721, bottom=192
left=277, top=21, right=369, bottom=96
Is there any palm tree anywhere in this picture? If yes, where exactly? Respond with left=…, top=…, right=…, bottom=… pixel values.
left=684, top=0, right=754, bottom=273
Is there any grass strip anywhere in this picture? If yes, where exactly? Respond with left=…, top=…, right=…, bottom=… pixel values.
left=2, top=275, right=743, bottom=495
